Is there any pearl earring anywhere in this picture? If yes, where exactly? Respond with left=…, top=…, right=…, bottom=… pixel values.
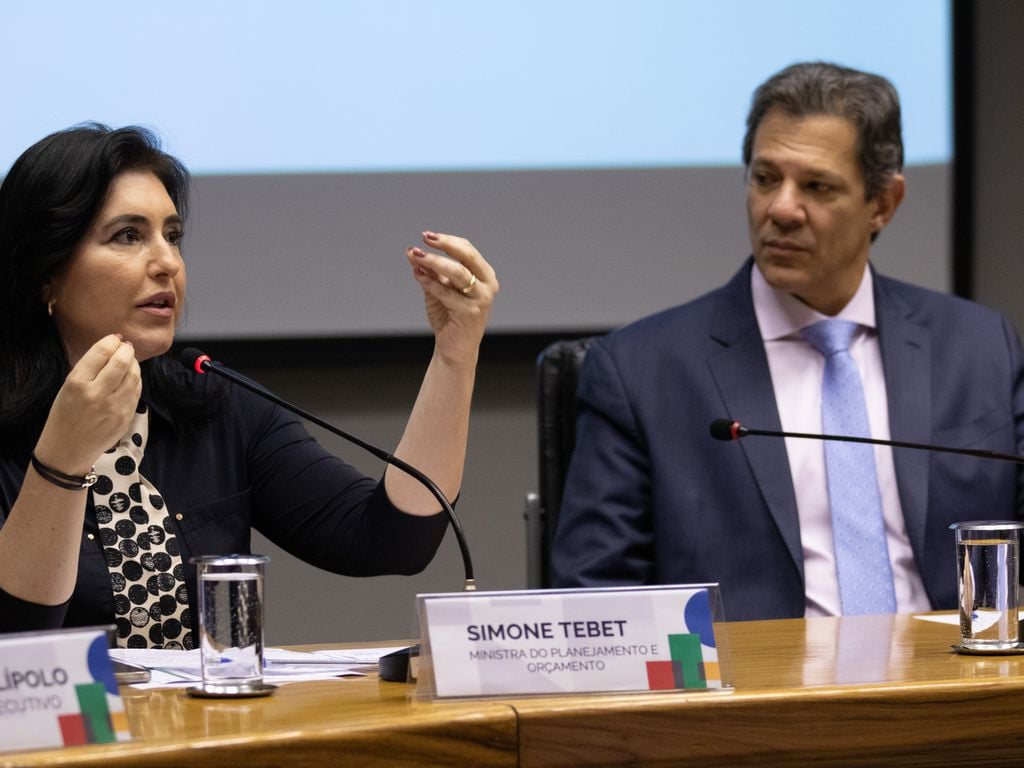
left=47, top=300, right=54, bottom=316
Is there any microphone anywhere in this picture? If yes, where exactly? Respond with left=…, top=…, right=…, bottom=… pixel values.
left=179, top=348, right=477, bottom=682
left=709, top=418, right=1024, bottom=465
left=178, top=347, right=477, bottom=591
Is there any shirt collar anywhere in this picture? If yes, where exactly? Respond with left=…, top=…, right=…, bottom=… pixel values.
left=751, top=262, right=877, bottom=342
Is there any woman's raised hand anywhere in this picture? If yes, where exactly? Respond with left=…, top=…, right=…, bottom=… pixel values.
left=405, top=231, right=498, bottom=367
left=34, top=334, right=141, bottom=474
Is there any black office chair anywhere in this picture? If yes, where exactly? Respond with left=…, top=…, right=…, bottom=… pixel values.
left=524, top=336, right=599, bottom=588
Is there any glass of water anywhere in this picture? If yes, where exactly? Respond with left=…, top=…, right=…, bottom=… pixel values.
left=950, top=521, right=1024, bottom=651
left=190, top=554, right=271, bottom=696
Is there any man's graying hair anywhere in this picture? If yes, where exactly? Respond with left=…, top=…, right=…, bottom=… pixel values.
left=742, top=61, right=904, bottom=200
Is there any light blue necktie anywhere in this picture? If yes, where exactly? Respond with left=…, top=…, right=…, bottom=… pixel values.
left=802, top=319, right=896, bottom=615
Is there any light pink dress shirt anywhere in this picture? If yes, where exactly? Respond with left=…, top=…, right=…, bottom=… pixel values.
left=751, top=264, right=932, bottom=616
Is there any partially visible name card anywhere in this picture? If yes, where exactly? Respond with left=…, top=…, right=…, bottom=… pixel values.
left=417, top=584, right=725, bottom=698
left=0, top=626, right=130, bottom=754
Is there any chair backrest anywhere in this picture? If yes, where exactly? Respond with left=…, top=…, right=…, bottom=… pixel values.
left=527, top=336, right=599, bottom=588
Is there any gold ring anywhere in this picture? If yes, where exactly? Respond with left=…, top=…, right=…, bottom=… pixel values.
left=459, top=274, right=478, bottom=295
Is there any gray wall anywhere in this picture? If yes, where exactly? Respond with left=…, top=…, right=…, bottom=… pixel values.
left=183, top=162, right=947, bottom=339
left=972, top=0, right=1024, bottom=332
left=249, top=1, right=1024, bottom=646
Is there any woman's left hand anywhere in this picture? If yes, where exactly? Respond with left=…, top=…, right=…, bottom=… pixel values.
left=406, top=231, right=498, bottom=366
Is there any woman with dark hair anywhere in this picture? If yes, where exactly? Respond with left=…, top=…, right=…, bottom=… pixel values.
left=0, top=124, right=498, bottom=648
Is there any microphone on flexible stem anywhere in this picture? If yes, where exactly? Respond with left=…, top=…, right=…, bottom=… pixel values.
left=178, top=347, right=474, bottom=682
left=709, top=418, right=1024, bottom=464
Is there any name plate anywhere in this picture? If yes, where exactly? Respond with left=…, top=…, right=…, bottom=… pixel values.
left=0, top=626, right=130, bottom=754
left=417, top=584, right=725, bottom=698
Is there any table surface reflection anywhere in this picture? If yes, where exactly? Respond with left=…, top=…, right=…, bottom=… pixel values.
left=6, top=613, right=1024, bottom=768
left=514, top=612, right=1024, bottom=767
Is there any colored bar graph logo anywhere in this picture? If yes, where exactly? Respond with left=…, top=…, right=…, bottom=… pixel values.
left=644, top=590, right=722, bottom=690
left=56, top=682, right=116, bottom=746
left=646, top=633, right=707, bottom=690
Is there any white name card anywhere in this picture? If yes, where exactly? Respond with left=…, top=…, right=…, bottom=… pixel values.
left=0, top=626, right=130, bottom=754
left=417, top=584, right=725, bottom=698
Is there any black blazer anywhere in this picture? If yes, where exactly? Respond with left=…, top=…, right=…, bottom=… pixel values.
left=0, top=366, right=448, bottom=634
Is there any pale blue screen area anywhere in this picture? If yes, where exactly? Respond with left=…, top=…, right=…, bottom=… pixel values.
left=2, top=0, right=949, bottom=174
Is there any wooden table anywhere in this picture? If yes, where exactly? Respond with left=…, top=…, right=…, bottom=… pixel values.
left=6, top=613, right=1024, bottom=767
left=2, top=672, right=518, bottom=768
left=514, top=612, right=1024, bottom=767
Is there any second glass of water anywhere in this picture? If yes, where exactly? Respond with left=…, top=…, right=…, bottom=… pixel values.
left=191, top=554, right=271, bottom=695
left=950, top=521, right=1024, bottom=651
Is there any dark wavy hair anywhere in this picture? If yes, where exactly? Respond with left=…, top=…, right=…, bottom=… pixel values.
left=0, top=123, right=209, bottom=452
left=742, top=61, right=904, bottom=201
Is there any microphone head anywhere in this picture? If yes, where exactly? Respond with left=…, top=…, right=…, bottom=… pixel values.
left=178, top=347, right=212, bottom=374
left=709, top=419, right=744, bottom=441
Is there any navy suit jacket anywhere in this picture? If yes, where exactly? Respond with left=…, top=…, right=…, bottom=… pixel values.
left=551, top=260, right=1024, bottom=621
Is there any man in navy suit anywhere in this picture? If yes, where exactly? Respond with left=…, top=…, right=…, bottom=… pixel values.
left=551, top=62, right=1024, bottom=621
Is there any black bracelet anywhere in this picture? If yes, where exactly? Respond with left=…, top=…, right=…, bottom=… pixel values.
left=30, top=453, right=98, bottom=491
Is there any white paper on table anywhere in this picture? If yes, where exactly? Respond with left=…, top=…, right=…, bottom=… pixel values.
left=110, top=646, right=407, bottom=687
left=263, top=647, right=398, bottom=664
left=913, top=612, right=1001, bottom=631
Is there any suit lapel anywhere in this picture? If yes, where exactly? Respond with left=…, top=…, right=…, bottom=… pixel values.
left=874, top=274, right=931, bottom=560
left=707, top=263, right=804, bottom=576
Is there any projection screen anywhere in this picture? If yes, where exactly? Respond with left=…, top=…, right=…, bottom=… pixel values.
left=1, top=0, right=951, bottom=339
